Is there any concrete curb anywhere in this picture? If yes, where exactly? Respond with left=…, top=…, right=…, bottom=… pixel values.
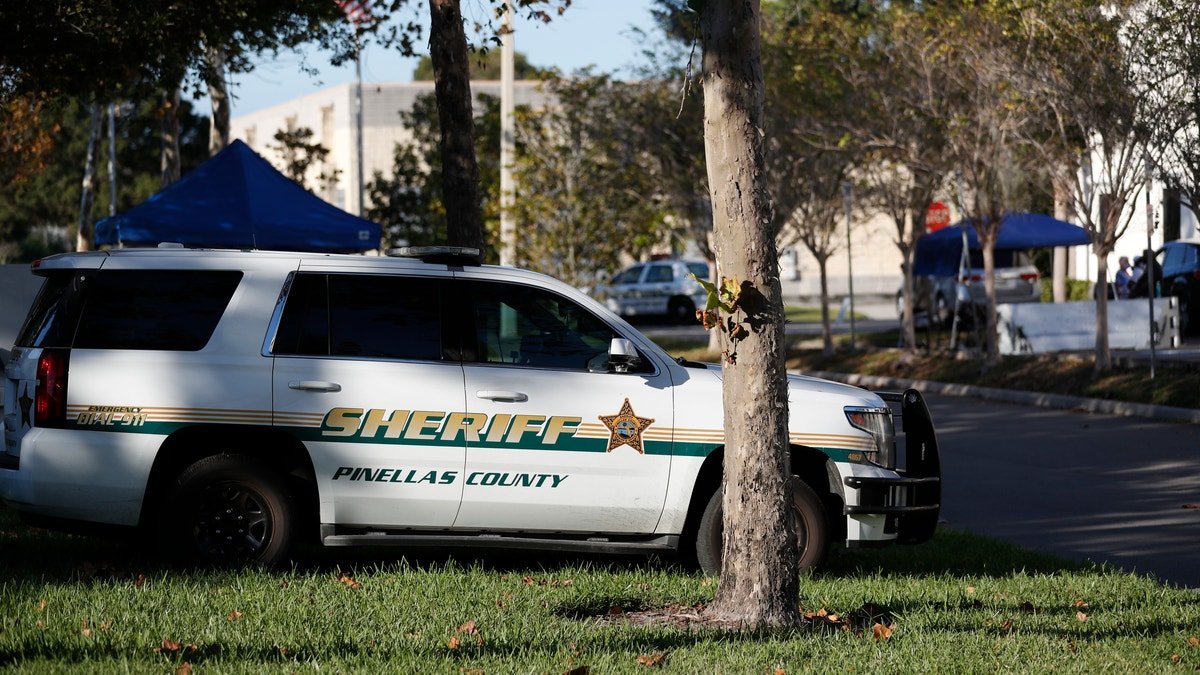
left=804, top=370, right=1200, bottom=424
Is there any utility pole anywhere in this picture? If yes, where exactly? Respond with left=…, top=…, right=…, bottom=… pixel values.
left=354, top=36, right=365, bottom=217
left=842, top=180, right=856, bottom=351
left=107, top=103, right=117, bottom=218
left=499, top=0, right=516, bottom=266
left=1144, top=159, right=1156, bottom=380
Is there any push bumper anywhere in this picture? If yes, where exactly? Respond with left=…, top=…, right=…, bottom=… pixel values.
left=844, top=389, right=941, bottom=545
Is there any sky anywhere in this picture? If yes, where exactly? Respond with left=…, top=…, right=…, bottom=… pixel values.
left=218, top=0, right=662, bottom=117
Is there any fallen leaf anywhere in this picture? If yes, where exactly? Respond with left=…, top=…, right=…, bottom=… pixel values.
left=560, top=579, right=574, bottom=586
left=159, top=639, right=182, bottom=653
left=448, top=636, right=461, bottom=650
left=1172, top=654, right=1182, bottom=664
left=872, top=623, right=894, bottom=641
left=1072, top=600, right=1089, bottom=608
left=966, top=586, right=976, bottom=594
left=1000, top=619, right=1014, bottom=634
left=775, top=669, right=786, bottom=675
left=522, top=576, right=535, bottom=585
left=278, top=646, right=289, bottom=656
left=637, top=652, right=666, bottom=667
left=457, top=620, right=478, bottom=635
left=280, top=580, right=290, bottom=589
left=700, top=578, right=713, bottom=587
left=227, top=609, right=243, bottom=622
left=99, top=619, right=113, bottom=632
left=337, top=573, right=361, bottom=590
left=1187, top=636, right=1199, bottom=648
left=80, top=618, right=92, bottom=637
left=460, top=669, right=484, bottom=675
left=1076, top=612, right=1088, bottom=622
left=37, top=599, right=47, bottom=611
left=134, top=574, right=146, bottom=588
left=176, top=663, right=193, bottom=675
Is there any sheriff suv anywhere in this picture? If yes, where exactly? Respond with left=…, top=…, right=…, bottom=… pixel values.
left=2, top=246, right=940, bottom=572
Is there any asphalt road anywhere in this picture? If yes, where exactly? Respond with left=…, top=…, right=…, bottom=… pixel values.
left=925, top=394, right=1200, bottom=589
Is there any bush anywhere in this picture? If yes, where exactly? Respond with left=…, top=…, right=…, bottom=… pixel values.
left=1039, top=277, right=1092, bottom=302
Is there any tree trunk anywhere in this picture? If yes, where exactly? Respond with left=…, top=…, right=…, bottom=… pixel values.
left=428, top=0, right=485, bottom=253
left=699, top=0, right=800, bottom=628
left=1052, top=176, right=1072, bottom=303
left=818, top=257, right=833, bottom=355
left=900, top=243, right=917, bottom=350
left=1094, top=252, right=1112, bottom=371
left=981, top=237, right=999, bottom=363
left=77, top=104, right=101, bottom=252
left=161, top=87, right=181, bottom=186
left=205, top=44, right=231, bottom=155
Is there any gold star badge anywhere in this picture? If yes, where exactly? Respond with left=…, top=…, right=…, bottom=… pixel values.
left=599, top=398, right=655, bottom=454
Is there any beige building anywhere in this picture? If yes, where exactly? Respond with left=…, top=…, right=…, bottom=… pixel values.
left=231, top=81, right=547, bottom=217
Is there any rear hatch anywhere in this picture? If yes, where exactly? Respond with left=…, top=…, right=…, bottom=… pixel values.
left=3, top=257, right=102, bottom=465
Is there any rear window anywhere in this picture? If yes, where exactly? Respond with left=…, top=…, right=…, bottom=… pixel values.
left=15, top=269, right=242, bottom=351
left=273, top=273, right=444, bottom=361
left=686, top=262, right=710, bottom=279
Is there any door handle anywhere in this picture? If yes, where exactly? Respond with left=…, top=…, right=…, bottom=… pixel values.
left=288, top=380, right=342, bottom=392
left=476, top=390, right=528, bottom=402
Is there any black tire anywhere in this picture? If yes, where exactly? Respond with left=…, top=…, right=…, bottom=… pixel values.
left=668, top=296, right=697, bottom=324
left=159, top=454, right=295, bottom=567
left=694, top=478, right=829, bottom=576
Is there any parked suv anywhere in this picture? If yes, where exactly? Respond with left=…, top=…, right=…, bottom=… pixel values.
left=1159, top=239, right=1200, bottom=335
left=2, top=247, right=940, bottom=571
left=594, top=259, right=710, bottom=323
left=897, top=250, right=1040, bottom=326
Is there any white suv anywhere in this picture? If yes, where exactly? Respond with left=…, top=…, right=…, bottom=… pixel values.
left=2, top=247, right=940, bottom=571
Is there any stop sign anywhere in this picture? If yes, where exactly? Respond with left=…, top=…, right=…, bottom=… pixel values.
left=927, top=201, right=951, bottom=231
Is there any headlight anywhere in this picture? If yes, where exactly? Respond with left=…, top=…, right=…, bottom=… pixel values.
left=844, top=406, right=895, bottom=469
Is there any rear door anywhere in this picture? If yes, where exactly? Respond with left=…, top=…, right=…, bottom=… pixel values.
left=270, top=270, right=467, bottom=529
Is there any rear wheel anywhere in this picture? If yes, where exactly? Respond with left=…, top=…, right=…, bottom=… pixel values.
left=159, top=454, right=295, bottom=567
left=694, top=478, right=829, bottom=575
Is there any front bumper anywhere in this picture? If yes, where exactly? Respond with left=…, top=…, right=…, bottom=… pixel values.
left=843, top=389, right=941, bottom=545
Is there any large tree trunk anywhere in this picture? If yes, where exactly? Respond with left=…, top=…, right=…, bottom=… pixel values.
left=205, top=44, right=231, bottom=155
left=77, top=104, right=101, bottom=252
left=699, top=0, right=800, bottom=628
left=428, top=0, right=485, bottom=253
left=161, top=87, right=181, bottom=186
left=980, top=233, right=999, bottom=363
left=1052, top=176, right=1072, bottom=303
left=900, top=242, right=917, bottom=349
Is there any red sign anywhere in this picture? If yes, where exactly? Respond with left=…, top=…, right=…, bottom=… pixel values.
left=927, top=201, right=951, bottom=231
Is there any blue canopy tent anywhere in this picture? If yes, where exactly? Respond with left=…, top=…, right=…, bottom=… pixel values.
left=95, top=140, right=380, bottom=252
left=913, top=212, right=1091, bottom=276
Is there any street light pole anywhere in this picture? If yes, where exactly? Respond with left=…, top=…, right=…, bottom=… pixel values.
left=842, top=180, right=856, bottom=352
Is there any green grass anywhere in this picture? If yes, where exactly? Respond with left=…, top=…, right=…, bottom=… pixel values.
left=2, top=507, right=1198, bottom=673
left=784, top=305, right=868, bottom=323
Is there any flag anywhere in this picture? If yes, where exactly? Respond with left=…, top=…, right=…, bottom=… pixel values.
left=337, top=0, right=372, bottom=27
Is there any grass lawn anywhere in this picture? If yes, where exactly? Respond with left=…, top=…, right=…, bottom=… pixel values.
left=2, top=506, right=1198, bottom=673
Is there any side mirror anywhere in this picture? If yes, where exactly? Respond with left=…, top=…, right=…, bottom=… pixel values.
left=608, top=338, right=642, bottom=373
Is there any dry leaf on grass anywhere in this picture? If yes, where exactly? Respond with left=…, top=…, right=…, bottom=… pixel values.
left=1072, top=599, right=1089, bottom=608
left=458, top=620, right=478, bottom=635
left=134, top=574, right=146, bottom=588
left=872, top=623, right=895, bottom=641
left=226, top=609, right=243, bottom=622
left=1076, top=612, right=1088, bottom=622
left=1187, top=636, right=1199, bottom=648
left=966, top=586, right=976, bottom=594
left=448, top=636, right=461, bottom=650
left=637, top=652, right=666, bottom=667
left=1000, top=619, right=1014, bottom=634
left=337, top=573, right=361, bottom=590
left=176, top=663, right=193, bottom=675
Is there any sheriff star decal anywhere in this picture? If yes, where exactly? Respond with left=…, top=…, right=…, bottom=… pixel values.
left=599, top=398, right=654, bottom=454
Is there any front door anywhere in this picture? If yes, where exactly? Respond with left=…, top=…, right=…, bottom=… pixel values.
left=450, top=277, right=674, bottom=534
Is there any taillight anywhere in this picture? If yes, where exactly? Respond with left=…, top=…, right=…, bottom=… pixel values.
left=35, top=349, right=69, bottom=427
left=957, top=274, right=983, bottom=283
left=1020, top=272, right=1040, bottom=282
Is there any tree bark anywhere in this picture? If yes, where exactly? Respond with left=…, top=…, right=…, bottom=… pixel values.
left=699, top=0, right=800, bottom=628
left=428, top=0, right=485, bottom=253
left=1052, top=175, right=1072, bottom=303
left=900, top=242, right=917, bottom=348
left=205, top=44, right=231, bottom=155
left=1094, top=252, right=1112, bottom=371
left=161, top=87, right=181, bottom=186
left=77, top=104, right=101, bottom=252
left=818, top=257, right=833, bottom=355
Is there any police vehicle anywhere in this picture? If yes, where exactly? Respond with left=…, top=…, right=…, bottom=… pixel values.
left=594, top=259, right=711, bottom=323
left=1, top=246, right=940, bottom=571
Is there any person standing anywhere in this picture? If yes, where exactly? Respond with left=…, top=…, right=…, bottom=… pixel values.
left=1114, top=256, right=1133, bottom=299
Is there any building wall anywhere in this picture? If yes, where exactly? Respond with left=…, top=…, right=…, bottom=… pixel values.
left=230, top=81, right=547, bottom=217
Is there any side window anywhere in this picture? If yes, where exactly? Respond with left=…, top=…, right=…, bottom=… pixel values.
left=645, top=265, right=674, bottom=283
left=611, top=265, right=644, bottom=285
left=686, top=262, right=710, bottom=280
left=72, top=270, right=242, bottom=351
left=464, top=280, right=616, bottom=371
left=274, top=273, right=444, bottom=361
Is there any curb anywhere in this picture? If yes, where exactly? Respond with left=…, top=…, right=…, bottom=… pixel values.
left=804, top=370, right=1200, bottom=424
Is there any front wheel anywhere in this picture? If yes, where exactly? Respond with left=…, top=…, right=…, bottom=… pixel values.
left=159, top=454, right=295, bottom=567
left=694, top=478, right=829, bottom=576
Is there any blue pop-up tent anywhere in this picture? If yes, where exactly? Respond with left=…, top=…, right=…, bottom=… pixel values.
left=95, top=140, right=380, bottom=252
left=913, top=212, right=1091, bottom=276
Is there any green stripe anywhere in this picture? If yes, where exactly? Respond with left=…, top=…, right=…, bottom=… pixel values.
left=65, top=421, right=873, bottom=465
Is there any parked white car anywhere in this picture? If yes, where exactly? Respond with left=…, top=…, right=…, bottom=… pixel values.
left=594, top=259, right=712, bottom=323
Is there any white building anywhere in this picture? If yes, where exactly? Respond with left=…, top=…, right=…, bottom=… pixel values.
left=230, top=81, right=548, bottom=217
